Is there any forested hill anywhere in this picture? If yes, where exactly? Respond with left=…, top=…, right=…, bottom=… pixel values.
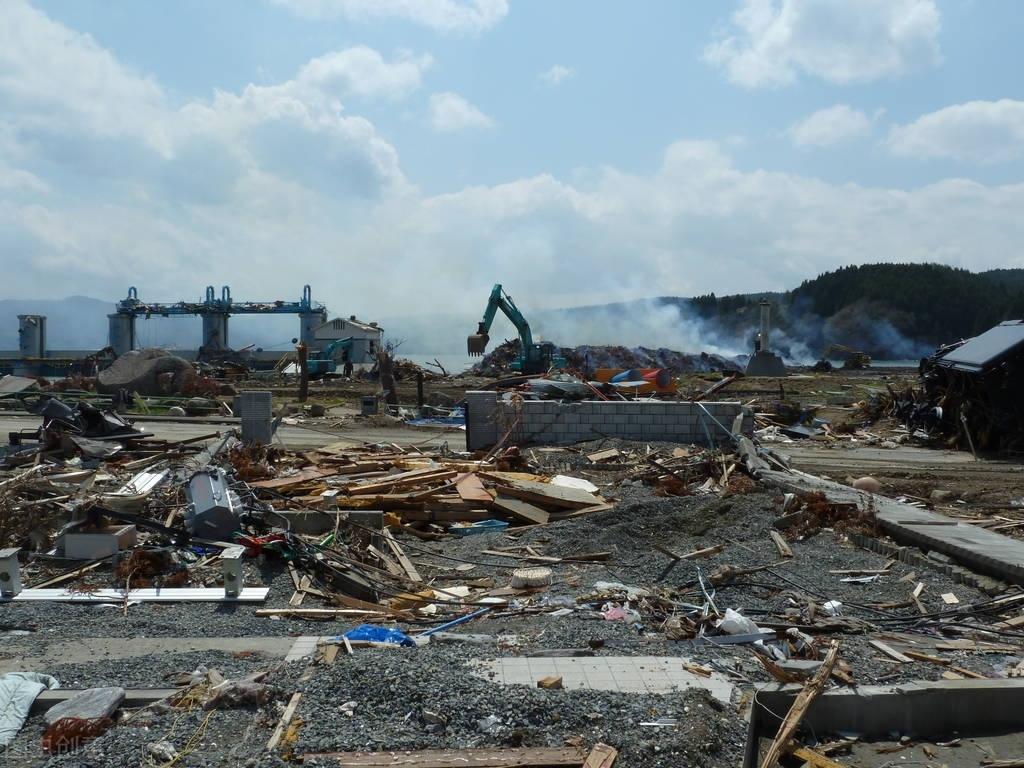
left=789, top=264, right=1024, bottom=344
left=682, top=263, right=1024, bottom=358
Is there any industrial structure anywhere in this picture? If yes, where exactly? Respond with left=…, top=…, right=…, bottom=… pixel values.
left=108, top=285, right=328, bottom=357
left=1, top=285, right=384, bottom=376
left=744, top=299, right=788, bottom=377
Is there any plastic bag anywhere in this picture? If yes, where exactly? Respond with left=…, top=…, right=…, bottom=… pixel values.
left=716, top=608, right=761, bottom=635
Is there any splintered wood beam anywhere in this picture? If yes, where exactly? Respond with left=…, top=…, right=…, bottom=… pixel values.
left=760, top=641, right=839, bottom=768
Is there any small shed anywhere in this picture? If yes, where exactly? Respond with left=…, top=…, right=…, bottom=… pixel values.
left=313, top=315, right=383, bottom=365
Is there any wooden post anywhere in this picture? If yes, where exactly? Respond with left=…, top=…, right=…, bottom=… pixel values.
left=297, top=342, right=309, bottom=403
left=416, top=371, right=425, bottom=409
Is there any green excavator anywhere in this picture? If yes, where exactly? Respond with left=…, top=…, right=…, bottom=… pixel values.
left=467, top=284, right=565, bottom=375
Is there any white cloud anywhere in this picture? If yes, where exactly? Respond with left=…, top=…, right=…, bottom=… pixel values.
left=788, top=104, right=872, bottom=147
left=3, top=0, right=1024, bottom=352
left=429, top=92, right=494, bottom=132
left=295, top=47, right=433, bottom=100
left=539, top=65, right=574, bottom=86
left=269, top=0, right=508, bottom=33
left=0, top=0, right=164, bottom=144
left=888, top=100, right=1024, bottom=163
left=705, top=0, right=941, bottom=88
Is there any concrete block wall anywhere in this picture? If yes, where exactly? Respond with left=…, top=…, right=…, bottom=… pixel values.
left=464, top=391, right=753, bottom=450
left=465, top=391, right=500, bottom=451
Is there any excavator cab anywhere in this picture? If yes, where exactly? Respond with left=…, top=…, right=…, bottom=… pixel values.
left=467, top=322, right=489, bottom=356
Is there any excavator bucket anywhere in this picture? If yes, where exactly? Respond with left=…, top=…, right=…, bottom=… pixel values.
left=467, top=333, right=489, bottom=356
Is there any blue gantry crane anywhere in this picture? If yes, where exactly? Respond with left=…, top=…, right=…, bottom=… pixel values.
left=108, top=285, right=327, bottom=356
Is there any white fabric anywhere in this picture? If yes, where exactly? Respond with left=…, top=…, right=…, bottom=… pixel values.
left=0, top=672, right=60, bottom=747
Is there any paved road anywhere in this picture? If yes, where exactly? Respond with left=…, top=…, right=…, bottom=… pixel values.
left=0, top=414, right=461, bottom=451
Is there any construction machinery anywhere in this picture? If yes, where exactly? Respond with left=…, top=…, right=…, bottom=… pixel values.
left=467, top=284, right=565, bottom=375
left=306, top=337, right=361, bottom=376
left=819, top=344, right=872, bottom=370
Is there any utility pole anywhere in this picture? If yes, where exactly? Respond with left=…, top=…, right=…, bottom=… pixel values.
left=297, top=341, right=309, bottom=403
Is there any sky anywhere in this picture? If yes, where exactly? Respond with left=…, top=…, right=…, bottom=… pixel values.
left=3, top=0, right=1024, bottom=327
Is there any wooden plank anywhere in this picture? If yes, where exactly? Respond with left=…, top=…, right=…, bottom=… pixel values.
left=381, top=528, right=423, bottom=583
left=869, top=639, right=913, bottom=663
left=760, top=642, right=839, bottom=768
left=298, top=747, right=587, bottom=767
left=267, top=692, right=302, bottom=751
left=480, top=474, right=599, bottom=510
left=251, top=468, right=336, bottom=489
left=492, top=493, right=550, bottom=525
left=331, top=592, right=413, bottom=618
left=769, top=530, right=793, bottom=558
left=367, top=545, right=406, bottom=579
left=791, top=747, right=848, bottom=768
left=348, top=470, right=457, bottom=496
left=289, top=577, right=310, bottom=608
left=904, top=650, right=950, bottom=666
left=582, top=744, right=617, bottom=768
left=456, top=473, right=494, bottom=504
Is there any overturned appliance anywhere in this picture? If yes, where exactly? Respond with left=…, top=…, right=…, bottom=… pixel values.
left=12, top=395, right=151, bottom=452
left=185, top=468, right=242, bottom=540
left=917, top=320, right=1024, bottom=452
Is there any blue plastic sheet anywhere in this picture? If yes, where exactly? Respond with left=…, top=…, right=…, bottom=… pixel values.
left=342, top=624, right=416, bottom=647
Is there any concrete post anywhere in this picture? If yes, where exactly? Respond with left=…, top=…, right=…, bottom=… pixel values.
left=108, top=314, right=136, bottom=356
left=759, top=300, right=771, bottom=352
left=0, top=548, right=22, bottom=597
left=221, top=546, right=246, bottom=598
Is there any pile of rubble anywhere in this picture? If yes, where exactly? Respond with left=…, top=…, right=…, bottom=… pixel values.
left=472, top=341, right=742, bottom=377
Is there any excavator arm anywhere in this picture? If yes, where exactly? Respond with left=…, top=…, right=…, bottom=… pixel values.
left=322, top=336, right=355, bottom=359
left=467, top=284, right=534, bottom=356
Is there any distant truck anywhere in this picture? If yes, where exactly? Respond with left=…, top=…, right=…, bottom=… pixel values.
left=816, top=343, right=872, bottom=370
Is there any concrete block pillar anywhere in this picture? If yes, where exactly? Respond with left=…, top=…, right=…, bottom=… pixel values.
left=108, top=314, right=136, bottom=356
left=299, top=310, right=326, bottom=349
left=201, top=313, right=229, bottom=351
left=0, top=548, right=22, bottom=597
left=221, top=545, right=246, bottom=598
left=17, top=315, right=46, bottom=358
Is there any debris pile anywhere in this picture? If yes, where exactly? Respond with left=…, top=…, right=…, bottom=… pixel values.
left=473, top=340, right=742, bottom=377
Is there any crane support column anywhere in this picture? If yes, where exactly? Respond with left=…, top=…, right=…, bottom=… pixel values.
left=108, top=314, right=135, bottom=356
left=17, top=315, right=46, bottom=359
left=201, top=313, right=229, bottom=351
left=299, top=310, right=326, bottom=350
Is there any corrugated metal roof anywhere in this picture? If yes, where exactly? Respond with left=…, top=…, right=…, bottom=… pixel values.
left=315, top=316, right=383, bottom=334
left=937, top=320, right=1024, bottom=373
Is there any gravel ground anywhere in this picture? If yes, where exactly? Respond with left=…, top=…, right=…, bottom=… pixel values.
left=2, top=663, right=308, bottom=768
left=288, top=644, right=747, bottom=768
left=2, top=439, right=1021, bottom=767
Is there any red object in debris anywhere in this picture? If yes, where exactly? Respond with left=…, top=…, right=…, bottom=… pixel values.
left=42, top=717, right=114, bottom=753
left=641, top=369, right=672, bottom=388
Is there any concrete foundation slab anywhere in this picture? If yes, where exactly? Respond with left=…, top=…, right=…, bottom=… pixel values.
left=745, top=679, right=1024, bottom=768
left=473, top=656, right=733, bottom=702
left=762, top=468, right=1024, bottom=585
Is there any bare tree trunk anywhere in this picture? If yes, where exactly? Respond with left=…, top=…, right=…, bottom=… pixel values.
left=378, top=348, right=398, bottom=406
